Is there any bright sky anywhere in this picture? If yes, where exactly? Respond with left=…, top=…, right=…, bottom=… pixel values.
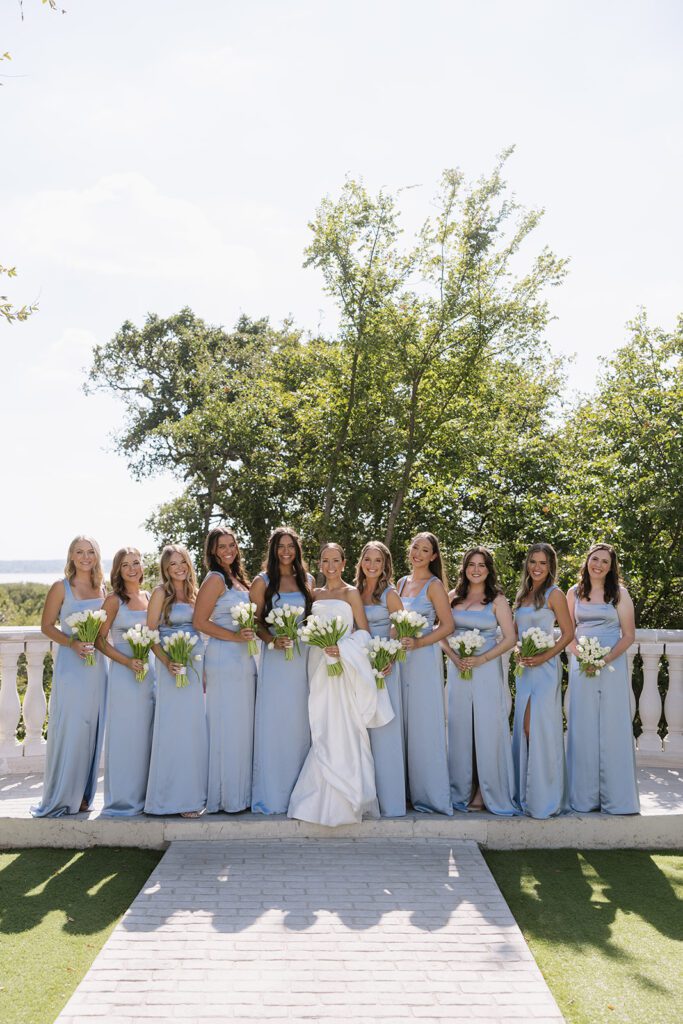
left=2, top=0, right=682, bottom=560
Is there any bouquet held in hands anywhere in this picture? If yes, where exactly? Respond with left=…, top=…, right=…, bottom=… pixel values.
left=123, top=623, right=159, bottom=681
left=161, top=630, right=201, bottom=688
left=265, top=603, right=304, bottom=661
left=230, top=601, right=259, bottom=656
left=515, top=627, right=555, bottom=677
left=576, top=635, right=615, bottom=676
left=299, top=614, right=348, bottom=677
left=65, top=609, right=107, bottom=666
left=448, top=628, right=485, bottom=680
left=367, top=636, right=402, bottom=689
left=389, top=610, right=428, bottom=662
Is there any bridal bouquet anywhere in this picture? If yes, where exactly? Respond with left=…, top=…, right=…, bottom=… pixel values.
left=265, top=603, right=304, bottom=661
left=515, top=627, right=555, bottom=677
left=299, top=614, right=348, bottom=677
left=389, top=610, right=428, bottom=662
left=367, top=636, right=402, bottom=689
left=230, top=601, right=259, bottom=656
left=122, top=623, right=159, bottom=681
left=161, top=630, right=202, bottom=688
left=576, top=635, right=615, bottom=677
left=448, top=628, right=485, bottom=680
left=65, top=608, right=107, bottom=667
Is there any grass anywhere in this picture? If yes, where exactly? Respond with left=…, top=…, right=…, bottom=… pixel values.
left=0, top=847, right=162, bottom=1024
left=484, top=849, right=683, bottom=1024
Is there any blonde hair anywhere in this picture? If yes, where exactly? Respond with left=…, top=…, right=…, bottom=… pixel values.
left=110, top=547, right=143, bottom=603
left=159, top=544, right=198, bottom=624
left=355, top=541, right=394, bottom=604
left=64, top=535, right=104, bottom=591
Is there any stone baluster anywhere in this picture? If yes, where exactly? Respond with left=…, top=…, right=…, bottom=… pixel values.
left=23, top=640, right=50, bottom=756
left=0, top=641, right=24, bottom=761
left=637, top=642, right=664, bottom=756
left=502, top=652, right=512, bottom=718
left=626, top=648, right=637, bottom=722
left=663, top=643, right=683, bottom=757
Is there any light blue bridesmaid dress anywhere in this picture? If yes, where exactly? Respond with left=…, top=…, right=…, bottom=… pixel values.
left=397, top=576, right=452, bottom=815
left=365, top=587, right=406, bottom=817
left=31, top=578, right=107, bottom=817
left=251, top=573, right=310, bottom=814
left=566, top=587, right=639, bottom=814
left=512, top=586, right=568, bottom=818
left=144, top=602, right=208, bottom=815
left=101, top=599, right=155, bottom=817
left=204, top=573, right=257, bottom=813
left=447, top=603, right=518, bottom=815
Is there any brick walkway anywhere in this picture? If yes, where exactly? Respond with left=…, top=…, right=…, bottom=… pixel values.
left=56, top=839, right=563, bottom=1023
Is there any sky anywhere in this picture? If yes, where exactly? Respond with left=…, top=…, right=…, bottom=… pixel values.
left=1, top=0, right=682, bottom=560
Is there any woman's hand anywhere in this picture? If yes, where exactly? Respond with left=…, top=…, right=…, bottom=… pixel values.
left=583, top=663, right=598, bottom=677
left=518, top=653, right=546, bottom=668
left=271, top=635, right=293, bottom=651
left=238, top=628, right=255, bottom=644
left=459, top=654, right=486, bottom=672
left=381, top=663, right=393, bottom=677
left=401, top=636, right=418, bottom=652
left=71, top=639, right=94, bottom=660
left=168, top=661, right=185, bottom=676
left=324, top=645, right=340, bottom=658
left=128, top=657, right=145, bottom=675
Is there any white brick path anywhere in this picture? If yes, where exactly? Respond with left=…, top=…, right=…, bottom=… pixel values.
left=56, top=839, right=563, bottom=1023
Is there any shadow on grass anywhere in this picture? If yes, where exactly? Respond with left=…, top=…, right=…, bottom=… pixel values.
left=485, top=849, right=683, bottom=959
left=0, top=848, right=162, bottom=936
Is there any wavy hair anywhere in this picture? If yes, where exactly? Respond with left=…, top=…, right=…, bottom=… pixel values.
left=262, top=526, right=312, bottom=618
left=408, top=532, right=449, bottom=591
left=159, top=544, right=198, bottom=624
left=64, top=535, right=104, bottom=591
left=577, top=543, right=622, bottom=605
left=513, top=543, right=558, bottom=611
left=110, top=547, right=143, bottom=603
left=203, top=526, right=250, bottom=590
left=354, top=541, right=394, bottom=603
left=450, top=547, right=502, bottom=607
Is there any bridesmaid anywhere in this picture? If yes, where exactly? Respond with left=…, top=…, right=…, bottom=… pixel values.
left=396, top=532, right=453, bottom=815
left=566, top=543, right=639, bottom=814
left=144, top=544, right=208, bottom=817
left=193, top=527, right=256, bottom=814
left=250, top=526, right=313, bottom=814
left=31, top=536, right=107, bottom=817
left=512, top=543, right=573, bottom=818
left=355, top=541, right=407, bottom=817
left=445, top=547, right=518, bottom=815
left=99, top=547, right=155, bottom=817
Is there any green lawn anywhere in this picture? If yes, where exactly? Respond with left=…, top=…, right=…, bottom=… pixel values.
left=0, top=848, right=162, bottom=1024
left=485, top=849, right=683, bottom=1024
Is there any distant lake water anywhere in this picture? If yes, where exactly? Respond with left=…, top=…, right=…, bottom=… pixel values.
left=0, top=573, right=61, bottom=585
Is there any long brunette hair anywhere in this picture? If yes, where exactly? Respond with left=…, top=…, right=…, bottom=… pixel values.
left=355, top=541, right=394, bottom=604
left=159, top=544, right=198, bottom=624
left=450, top=547, right=502, bottom=607
left=203, top=526, right=250, bottom=590
left=513, top=543, right=557, bottom=611
left=262, top=526, right=312, bottom=618
left=577, top=543, right=622, bottom=605
left=110, top=547, right=143, bottom=603
left=408, top=532, right=449, bottom=590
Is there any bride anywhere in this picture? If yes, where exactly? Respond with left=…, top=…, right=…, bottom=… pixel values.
left=287, top=542, right=394, bottom=826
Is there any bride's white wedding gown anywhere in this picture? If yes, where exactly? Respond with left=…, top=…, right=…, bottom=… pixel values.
left=287, top=599, right=394, bottom=826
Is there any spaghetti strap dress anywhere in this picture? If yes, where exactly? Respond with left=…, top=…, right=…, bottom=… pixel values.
left=512, top=586, right=568, bottom=818
left=365, top=587, right=406, bottom=817
left=566, top=588, right=639, bottom=814
left=251, top=572, right=311, bottom=814
left=204, top=573, right=257, bottom=813
left=31, top=578, right=107, bottom=817
left=102, top=599, right=155, bottom=817
left=397, top=576, right=452, bottom=815
left=447, top=603, right=518, bottom=815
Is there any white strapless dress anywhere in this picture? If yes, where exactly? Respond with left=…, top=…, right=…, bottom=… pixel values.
left=287, top=599, right=394, bottom=826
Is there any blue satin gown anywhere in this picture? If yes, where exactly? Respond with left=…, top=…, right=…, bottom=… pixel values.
left=102, top=600, right=155, bottom=817
left=397, top=576, right=452, bottom=815
left=251, top=573, right=310, bottom=814
left=144, top=602, right=208, bottom=815
left=566, top=587, right=639, bottom=814
left=365, top=586, right=406, bottom=817
left=512, top=586, right=568, bottom=818
left=204, top=573, right=257, bottom=813
left=31, top=578, right=107, bottom=817
left=447, top=603, right=518, bottom=815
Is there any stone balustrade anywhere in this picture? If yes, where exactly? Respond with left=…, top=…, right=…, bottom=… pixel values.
left=1, top=625, right=682, bottom=773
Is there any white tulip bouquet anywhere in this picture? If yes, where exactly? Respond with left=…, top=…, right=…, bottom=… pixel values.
left=576, top=635, right=615, bottom=676
left=367, top=636, right=402, bottom=689
left=299, top=614, right=348, bottom=676
left=389, top=610, right=428, bottom=662
left=161, top=630, right=202, bottom=687
left=265, top=603, right=304, bottom=661
left=230, top=601, right=259, bottom=656
left=122, top=623, right=159, bottom=681
left=448, top=628, right=485, bottom=680
left=65, top=608, right=107, bottom=666
left=515, top=627, right=555, bottom=676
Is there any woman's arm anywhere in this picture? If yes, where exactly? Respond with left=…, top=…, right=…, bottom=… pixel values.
left=147, top=587, right=176, bottom=673
left=606, top=587, right=636, bottom=663
left=565, top=586, right=579, bottom=657
left=402, top=580, right=454, bottom=651
left=41, top=581, right=92, bottom=660
left=518, top=589, right=573, bottom=668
